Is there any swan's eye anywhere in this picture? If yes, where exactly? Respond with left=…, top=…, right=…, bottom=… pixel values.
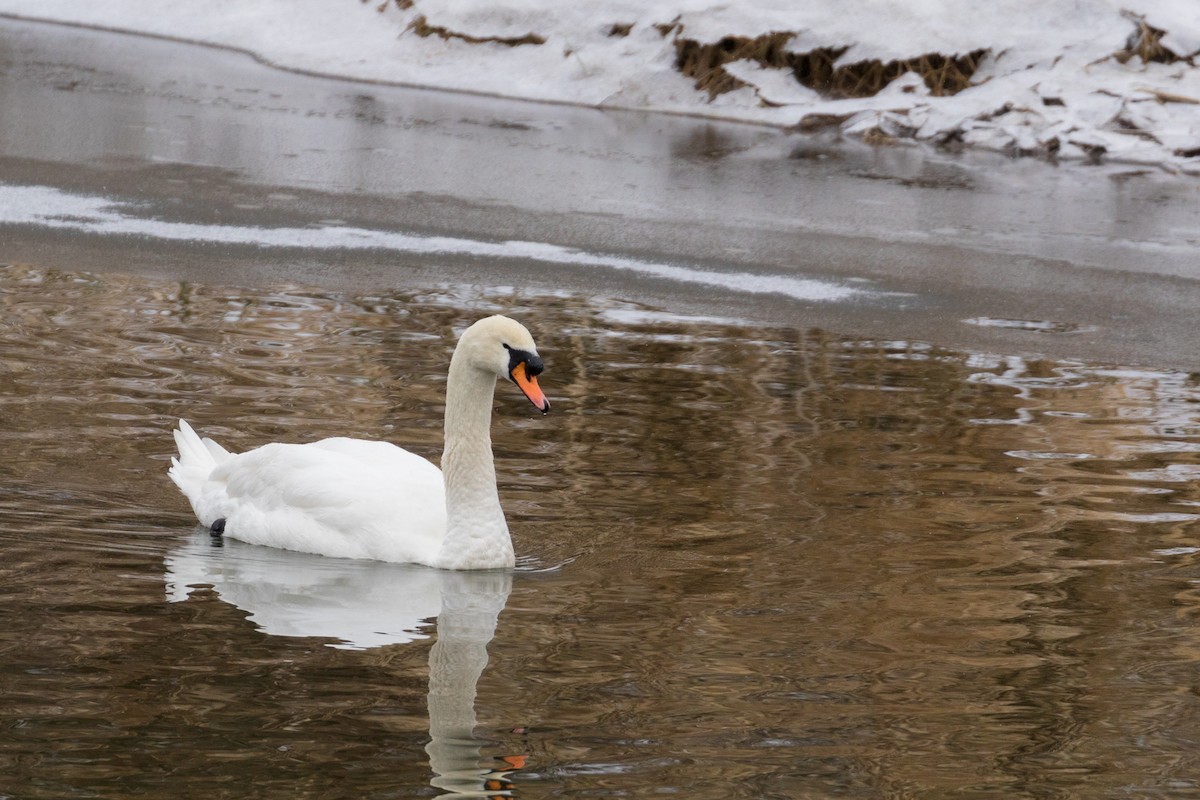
left=505, top=346, right=543, bottom=379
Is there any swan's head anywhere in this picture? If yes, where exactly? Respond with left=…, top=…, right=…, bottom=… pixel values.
left=458, top=315, right=550, bottom=415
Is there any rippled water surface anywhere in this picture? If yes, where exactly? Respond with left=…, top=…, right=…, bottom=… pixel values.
left=3, top=262, right=1200, bottom=798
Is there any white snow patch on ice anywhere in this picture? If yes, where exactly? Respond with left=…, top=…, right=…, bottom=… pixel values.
left=0, top=182, right=873, bottom=302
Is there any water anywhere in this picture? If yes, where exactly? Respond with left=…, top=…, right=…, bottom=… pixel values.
left=3, top=262, right=1200, bottom=798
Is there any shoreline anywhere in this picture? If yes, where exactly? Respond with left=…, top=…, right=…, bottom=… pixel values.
left=2, top=7, right=1199, bottom=174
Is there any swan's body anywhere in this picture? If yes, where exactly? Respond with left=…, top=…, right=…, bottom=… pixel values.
left=168, top=315, right=549, bottom=570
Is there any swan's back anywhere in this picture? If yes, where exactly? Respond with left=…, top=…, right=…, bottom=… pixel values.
left=179, top=430, right=446, bottom=563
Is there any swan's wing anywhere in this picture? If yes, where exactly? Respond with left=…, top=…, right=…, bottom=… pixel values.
left=203, top=439, right=446, bottom=563
left=202, top=436, right=232, bottom=462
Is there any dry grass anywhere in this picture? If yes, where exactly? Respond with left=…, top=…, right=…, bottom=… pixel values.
left=674, top=32, right=797, bottom=97
left=674, top=32, right=987, bottom=100
left=407, top=14, right=545, bottom=47
left=1115, top=13, right=1188, bottom=65
left=654, top=19, right=682, bottom=38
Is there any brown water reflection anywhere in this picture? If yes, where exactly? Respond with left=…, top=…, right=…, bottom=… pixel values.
left=2, top=262, right=1200, bottom=798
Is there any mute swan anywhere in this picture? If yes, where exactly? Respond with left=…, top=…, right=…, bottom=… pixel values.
left=168, top=315, right=549, bottom=570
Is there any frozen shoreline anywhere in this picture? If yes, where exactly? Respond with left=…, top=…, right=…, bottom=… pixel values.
left=2, top=1, right=1199, bottom=173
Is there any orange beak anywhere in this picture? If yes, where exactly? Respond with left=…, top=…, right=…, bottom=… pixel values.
left=511, top=361, right=550, bottom=415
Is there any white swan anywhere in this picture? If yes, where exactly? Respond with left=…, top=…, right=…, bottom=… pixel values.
left=168, top=315, right=549, bottom=570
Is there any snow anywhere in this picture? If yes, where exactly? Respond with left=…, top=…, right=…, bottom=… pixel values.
left=2, top=0, right=1199, bottom=170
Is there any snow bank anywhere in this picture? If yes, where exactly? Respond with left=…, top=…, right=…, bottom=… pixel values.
left=3, top=0, right=1200, bottom=170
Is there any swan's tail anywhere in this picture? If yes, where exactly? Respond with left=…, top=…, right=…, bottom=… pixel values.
left=168, top=420, right=232, bottom=511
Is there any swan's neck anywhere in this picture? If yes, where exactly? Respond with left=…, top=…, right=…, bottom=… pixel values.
left=437, top=354, right=514, bottom=570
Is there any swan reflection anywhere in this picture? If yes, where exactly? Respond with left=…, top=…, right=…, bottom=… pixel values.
left=165, top=531, right=519, bottom=796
